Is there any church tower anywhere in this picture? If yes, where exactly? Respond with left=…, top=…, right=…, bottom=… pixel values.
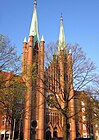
left=45, top=15, right=76, bottom=140
left=22, top=1, right=76, bottom=140
left=58, top=15, right=76, bottom=139
left=22, top=0, right=45, bottom=140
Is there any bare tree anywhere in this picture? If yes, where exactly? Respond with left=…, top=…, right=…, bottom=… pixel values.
left=0, top=34, right=25, bottom=139
left=43, top=42, right=99, bottom=140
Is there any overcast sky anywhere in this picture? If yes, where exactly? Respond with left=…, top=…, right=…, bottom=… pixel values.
left=0, top=0, right=99, bottom=68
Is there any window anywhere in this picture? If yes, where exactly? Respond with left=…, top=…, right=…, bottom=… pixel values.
left=82, top=116, right=86, bottom=121
left=53, top=127, right=57, bottom=138
left=81, top=101, right=85, bottom=106
left=95, top=124, right=98, bottom=127
left=2, top=118, right=5, bottom=126
left=17, top=99, right=23, bottom=104
left=16, top=108, right=21, bottom=113
left=96, top=130, right=98, bottom=136
left=82, top=107, right=85, bottom=112
left=83, top=133, right=87, bottom=138
left=6, top=119, right=10, bottom=126
left=83, top=124, right=86, bottom=130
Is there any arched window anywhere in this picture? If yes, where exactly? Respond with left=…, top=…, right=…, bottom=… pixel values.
left=46, top=127, right=51, bottom=140
left=2, top=117, right=5, bottom=126
left=53, top=127, right=57, bottom=138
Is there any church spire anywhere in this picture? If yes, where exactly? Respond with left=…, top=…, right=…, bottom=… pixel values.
left=58, top=14, right=66, bottom=52
left=29, top=0, right=40, bottom=44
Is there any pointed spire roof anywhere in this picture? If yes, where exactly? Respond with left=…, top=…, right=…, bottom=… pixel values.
left=41, top=35, right=44, bottom=42
left=23, top=37, right=27, bottom=43
left=29, top=0, right=40, bottom=45
left=69, top=49, right=72, bottom=54
left=58, top=14, right=66, bottom=52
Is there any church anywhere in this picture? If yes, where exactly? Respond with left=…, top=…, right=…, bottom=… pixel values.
left=0, top=0, right=99, bottom=140
left=21, top=0, right=98, bottom=140
left=22, top=0, right=76, bottom=139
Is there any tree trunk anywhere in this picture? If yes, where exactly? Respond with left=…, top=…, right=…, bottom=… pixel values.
left=63, top=115, right=70, bottom=140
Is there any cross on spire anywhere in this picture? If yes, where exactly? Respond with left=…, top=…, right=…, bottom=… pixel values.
left=34, top=0, right=37, bottom=6
left=60, top=13, right=63, bottom=22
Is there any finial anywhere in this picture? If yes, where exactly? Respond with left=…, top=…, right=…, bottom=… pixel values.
left=34, top=0, right=37, bottom=6
left=60, top=13, right=63, bottom=22
left=23, top=37, right=27, bottom=43
left=69, top=49, right=72, bottom=54
left=41, top=35, right=45, bottom=42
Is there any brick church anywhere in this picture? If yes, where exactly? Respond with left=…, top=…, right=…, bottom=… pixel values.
left=0, top=1, right=99, bottom=140
left=21, top=0, right=98, bottom=140
left=22, top=0, right=75, bottom=139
